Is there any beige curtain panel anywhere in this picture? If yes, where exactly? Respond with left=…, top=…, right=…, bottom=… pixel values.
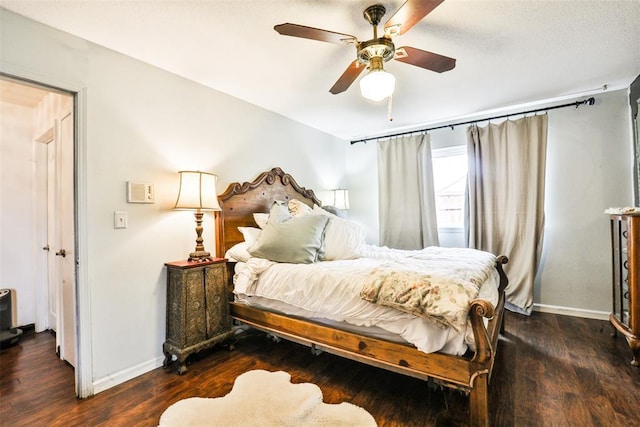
left=466, top=115, right=548, bottom=314
left=377, top=134, right=439, bottom=250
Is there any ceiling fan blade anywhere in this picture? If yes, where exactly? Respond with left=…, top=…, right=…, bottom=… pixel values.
left=330, top=60, right=365, bottom=94
left=394, top=46, right=456, bottom=72
left=274, top=23, right=356, bottom=46
left=384, top=0, right=445, bottom=36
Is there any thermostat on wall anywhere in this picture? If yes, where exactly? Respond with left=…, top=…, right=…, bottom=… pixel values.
left=127, top=182, right=154, bottom=203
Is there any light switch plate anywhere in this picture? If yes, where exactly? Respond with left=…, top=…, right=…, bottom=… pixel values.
left=114, top=211, right=127, bottom=229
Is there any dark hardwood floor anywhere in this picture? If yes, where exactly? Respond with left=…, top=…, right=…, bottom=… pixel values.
left=1, top=312, right=639, bottom=426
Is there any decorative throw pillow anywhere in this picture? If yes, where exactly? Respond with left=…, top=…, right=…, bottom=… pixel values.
left=248, top=214, right=330, bottom=264
left=253, top=201, right=291, bottom=229
left=288, top=199, right=313, bottom=217
left=312, top=205, right=365, bottom=260
left=270, top=200, right=292, bottom=222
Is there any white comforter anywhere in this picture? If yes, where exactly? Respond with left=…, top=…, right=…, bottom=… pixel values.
left=234, top=245, right=499, bottom=356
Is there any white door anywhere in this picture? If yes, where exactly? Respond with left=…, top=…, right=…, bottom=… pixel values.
left=46, top=136, right=57, bottom=331
left=55, top=111, right=76, bottom=367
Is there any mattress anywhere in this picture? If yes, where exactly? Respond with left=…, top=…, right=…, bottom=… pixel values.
left=233, top=245, right=499, bottom=356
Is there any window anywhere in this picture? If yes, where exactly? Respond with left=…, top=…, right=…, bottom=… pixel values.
left=432, top=146, right=467, bottom=228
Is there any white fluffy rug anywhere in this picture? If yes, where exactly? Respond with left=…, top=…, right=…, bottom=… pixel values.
left=158, top=369, right=377, bottom=426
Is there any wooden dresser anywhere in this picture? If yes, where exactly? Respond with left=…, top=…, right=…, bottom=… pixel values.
left=609, top=213, right=640, bottom=366
left=163, top=258, right=234, bottom=374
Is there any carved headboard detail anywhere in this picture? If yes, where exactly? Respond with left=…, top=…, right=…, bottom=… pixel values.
left=214, top=167, right=321, bottom=259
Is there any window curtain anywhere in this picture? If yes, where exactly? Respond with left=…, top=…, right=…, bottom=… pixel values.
left=465, top=115, right=548, bottom=314
left=377, top=134, right=439, bottom=249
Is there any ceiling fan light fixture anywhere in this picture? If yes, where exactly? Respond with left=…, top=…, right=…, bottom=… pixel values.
left=359, top=57, right=395, bottom=102
left=274, top=1, right=456, bottom=101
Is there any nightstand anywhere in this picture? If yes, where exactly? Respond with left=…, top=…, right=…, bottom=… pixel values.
left=163, top=258, right=234, bottom=374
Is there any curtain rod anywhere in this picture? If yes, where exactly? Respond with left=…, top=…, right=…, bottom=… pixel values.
left=350, top=96, right=596, bottom=145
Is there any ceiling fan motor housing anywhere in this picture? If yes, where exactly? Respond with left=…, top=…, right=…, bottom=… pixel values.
left=358, top=38, right=395, bottom=66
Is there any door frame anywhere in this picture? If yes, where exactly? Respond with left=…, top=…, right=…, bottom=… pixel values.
left=1, top=65, right=92, bottom=398
left=630, top=74, right=640, bottom=206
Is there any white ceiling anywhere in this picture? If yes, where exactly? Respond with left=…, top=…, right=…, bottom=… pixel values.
left=2, top=0, right=639, bottom=141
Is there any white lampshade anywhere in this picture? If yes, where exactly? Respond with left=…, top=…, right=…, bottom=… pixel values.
left=359, top=69, right=395, bottom=102
left=174, top=171, right=221, bottom=211
left=332, top=189, right=350, bottom=210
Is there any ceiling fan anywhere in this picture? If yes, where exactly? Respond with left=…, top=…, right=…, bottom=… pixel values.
left=274, top=0, right=456, bottom=102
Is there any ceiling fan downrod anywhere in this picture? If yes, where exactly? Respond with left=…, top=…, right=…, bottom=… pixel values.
left=363, top=4, right=386, bottom=38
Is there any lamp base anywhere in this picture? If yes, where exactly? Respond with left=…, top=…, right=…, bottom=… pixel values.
left=187, top=210, right=213, bottom=262
left=188, top=250, right=212, bottom=263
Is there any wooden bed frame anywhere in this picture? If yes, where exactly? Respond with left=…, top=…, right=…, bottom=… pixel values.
left=214, top=167, right=508, bottom=427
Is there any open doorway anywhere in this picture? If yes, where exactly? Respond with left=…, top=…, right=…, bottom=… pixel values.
left=0, top=76, right=77, bottom=372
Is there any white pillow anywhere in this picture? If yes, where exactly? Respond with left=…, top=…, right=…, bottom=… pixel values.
left=288, top=199, right=313, bottom=217
left=312, top=205, right=365, bottom=260
left=253, top=213, right=269, bottom=229
left=225, top=241, right=251, bottom=263
left=321, top=205, right=348, bottom=218
left=238, top=226, right=262, bottom=246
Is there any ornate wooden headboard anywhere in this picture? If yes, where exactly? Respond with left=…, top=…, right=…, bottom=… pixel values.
left=214, top=167, right=321, bottom=259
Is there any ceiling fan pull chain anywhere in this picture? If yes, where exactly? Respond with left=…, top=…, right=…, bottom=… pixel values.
left=387, top=95, right=393, bottom=122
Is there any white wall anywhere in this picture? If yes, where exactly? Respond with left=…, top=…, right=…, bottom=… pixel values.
left=537, top=90, right=633, bottom=314
left=344, top=139, right=380, bottom=244
left=0, top=9, right=347, bottom=390
left=346, top=89, right=634, bottom=316
left=0, top=102, right=36, bottom=327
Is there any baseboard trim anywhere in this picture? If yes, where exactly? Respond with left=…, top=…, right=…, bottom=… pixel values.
left=533, top=303, right=609, bottom=321
left=89, top=304, right=608, bottom=393
left=92, top=356, right=164, bottom=395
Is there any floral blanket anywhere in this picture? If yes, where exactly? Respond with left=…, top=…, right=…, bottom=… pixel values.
left=359, top=247, right=496, bottom=332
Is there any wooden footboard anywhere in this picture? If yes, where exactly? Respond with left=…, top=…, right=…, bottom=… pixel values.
left=467, top=254, right=509, bottom=426
left=229, top=256, right=509, bottom=427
